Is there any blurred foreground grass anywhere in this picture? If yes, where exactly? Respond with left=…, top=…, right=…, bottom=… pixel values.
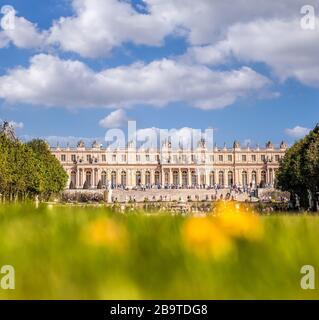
left=0, top=203, right=319, bottom=300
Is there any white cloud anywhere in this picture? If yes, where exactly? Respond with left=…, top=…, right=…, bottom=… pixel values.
left=185, top=17, right=319, bottom=86
left=47, top=0, right=174, bottom=58
left=9, top=120, right=24, bottom=129
left=0, top=16, right=46, bottom=49
left=1, top=0, right=311, bottom=57
left=0, top=54, right=271, bottom=110
left=99, top=109, right=128, bottom=128
left=285, top=126, right=311, bottom=138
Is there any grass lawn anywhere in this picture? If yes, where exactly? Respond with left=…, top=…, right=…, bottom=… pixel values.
left=0, top=203, right=318, bottom=300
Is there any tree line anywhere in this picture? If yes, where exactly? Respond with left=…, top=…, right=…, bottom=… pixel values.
left=0, top=134, right=68, bottom=201
left=277, top=124, right=319, bottom=211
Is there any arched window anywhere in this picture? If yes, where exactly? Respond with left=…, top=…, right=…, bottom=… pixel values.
left=136, top=171, right=141, bottom=186
left=70, top=171, right=76, bottom=189
left=101, top=171, right=107, bottom=186
left=155, top=171, right=160, bottom=185
left=218, top=171, right=224, bottom=186
left=111, top=171, right=117, bottom=186
left=145, top=171, right=151, bottom=185
left=210, top=171, right=215, bottom=186
left=191, top=171, right=197, bottom=186
left=182, top=170, right=188, bottom=186
left=121, top=171, right=127, bottom=186
left=85, top=171, right=92, bottom=188
left=242, top=171, right=248, bottom=186
left=228, top=171, right=233, bottom=186
left=173, top=171, right=179, bottom=185
left=252, top=171, right=257, bottom=185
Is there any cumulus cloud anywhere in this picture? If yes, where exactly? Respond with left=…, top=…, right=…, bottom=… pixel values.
left=0, top=14, right=47, bottom=50
left=285, top=126, right=311, bottom=138
left=47, top=0, right=174, bottom=58
left=99, top=109, right=128, bottom=128
left=184, top=17, right=319, bottom=86
left=0, top=54, right=271, bottom=110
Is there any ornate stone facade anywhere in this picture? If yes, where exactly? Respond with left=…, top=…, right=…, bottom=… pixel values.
left=51, top=140, right=288, bottom=190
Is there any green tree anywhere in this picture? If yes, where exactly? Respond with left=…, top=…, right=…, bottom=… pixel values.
left=277, top=125, right=319, bottom=211
left=26, top=139, right=68, bottom=200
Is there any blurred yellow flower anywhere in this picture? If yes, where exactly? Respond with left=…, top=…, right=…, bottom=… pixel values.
left=83, top=218, right=128, bottom=251
left=214, top=201, right=264, bottom=241
left=183, top=217, right=233, bottom=259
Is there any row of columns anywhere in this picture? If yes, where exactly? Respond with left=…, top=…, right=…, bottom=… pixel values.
left=67, top=167, right=277, bottom=189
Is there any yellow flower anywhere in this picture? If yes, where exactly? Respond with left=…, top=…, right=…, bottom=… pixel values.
left=83, top=218, right=128, bottom=251
left=183, top=217, right=233, bottom=259
left=214, top=201, right=263, bottom=241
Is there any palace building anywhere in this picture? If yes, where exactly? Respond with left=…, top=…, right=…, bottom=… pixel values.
left=51, top=140, right=288, bottom=190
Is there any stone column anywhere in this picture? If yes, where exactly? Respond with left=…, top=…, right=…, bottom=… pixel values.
left=141, top=169, right=145, bottom=185
left=205, top=169, right=209, bottom=186
left=179, top=169, right=182, bottom=187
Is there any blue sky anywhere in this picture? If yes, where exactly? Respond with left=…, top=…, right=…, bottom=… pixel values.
left=0, top=0, right=318, bottom=147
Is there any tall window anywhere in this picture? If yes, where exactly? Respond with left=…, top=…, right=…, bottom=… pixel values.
left=155, top=171, right=160, bottom=185
left=61, top=154, right=66, bottom=162
left=112, top=154, right=116, bottom=162
left=228, top=171, right=233, bottom=186
left=210, top=172, right=215, bottom=186
left=111, top=171, right=117, bottom=186
left=251, top=155, right=256, bottom=162
left=121, top=154, right=126, bottom=162
left=101, top=171, right=107, bottom=186
left=85, top=171, right=92, bottom=187
left=136, top=155, right=140, bottom=162
left=191, top=171, right=197, bottom=185
left=242, top=171, right=248, bottom=186
left=70, top=171, right=76, bottom=188
left=102, top=154, right=106, bottom=162
left=182, top=171, right=188, bottom=186
left=146, top=154, right=150, bottom=162
left=219, top=155, right=223, bottom=162
left=136, top=171, right=141, bottom=186
left=145, top=171, right=151, bottom=185
left=228, top=155, right=232, bottom=162
left=261, top=155, right=266, bottom=162
left=71, top=154, right=76, bottom=162
left=242, top=155, right=247, bottom=162
left=121, top=171, right=127, bottom=186
left=173, top=171, right=179, bottom=185
left=218, top=171, right=224, bottom=186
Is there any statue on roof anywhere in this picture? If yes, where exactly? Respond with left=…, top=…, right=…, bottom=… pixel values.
left=0, top=121, right=18, bottom=142
left=77, top=140, right=85, bottom=148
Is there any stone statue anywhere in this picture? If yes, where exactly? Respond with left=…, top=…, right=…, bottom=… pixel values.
left=0, top=121, right=18, bottom=142
left=107, top=180, right=113, bottom=203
